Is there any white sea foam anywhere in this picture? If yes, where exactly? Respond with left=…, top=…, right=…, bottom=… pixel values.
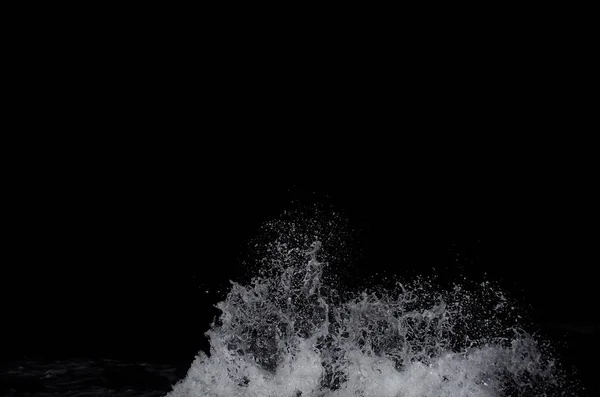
left=167, top=218, right=573, bottom=396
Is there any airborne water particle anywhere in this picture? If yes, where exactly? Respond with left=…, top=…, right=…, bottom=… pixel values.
left=166, top=217, right=580, bottom=397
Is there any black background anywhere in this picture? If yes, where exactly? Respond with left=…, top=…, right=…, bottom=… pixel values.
left=4, top=32, right=597, bottom=388
left=2, top=7, right=597, bottom=394
left=0, top=6, right=599, bottom=392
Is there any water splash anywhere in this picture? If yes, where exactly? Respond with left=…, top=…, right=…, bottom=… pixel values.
left=166, top=219, right=576, bottom=396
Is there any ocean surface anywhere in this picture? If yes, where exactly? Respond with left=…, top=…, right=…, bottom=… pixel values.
left=1, top=327, right=596, bottom=397
left=1, top=357, right=180, bottom=396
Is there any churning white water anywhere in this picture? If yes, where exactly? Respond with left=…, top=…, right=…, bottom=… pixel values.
left=166, top=219, right=575, bottom=397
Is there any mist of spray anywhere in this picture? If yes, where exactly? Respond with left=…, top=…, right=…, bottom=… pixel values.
left=166, top=215, right=575, bottom=397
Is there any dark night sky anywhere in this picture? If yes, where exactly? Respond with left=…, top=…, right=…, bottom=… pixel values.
left=4, top=146, right=597, bottom=372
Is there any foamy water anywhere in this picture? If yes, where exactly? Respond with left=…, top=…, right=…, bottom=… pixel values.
left=166, top=218, right=577, bottom=397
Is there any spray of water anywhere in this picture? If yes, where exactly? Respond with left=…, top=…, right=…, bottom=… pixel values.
left=166, top=216, right=576, bottom=397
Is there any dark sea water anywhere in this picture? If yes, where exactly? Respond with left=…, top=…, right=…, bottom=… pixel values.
left=1, top=323, right=597, bottom=396
left=0, top=357, right=180, bottom=396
